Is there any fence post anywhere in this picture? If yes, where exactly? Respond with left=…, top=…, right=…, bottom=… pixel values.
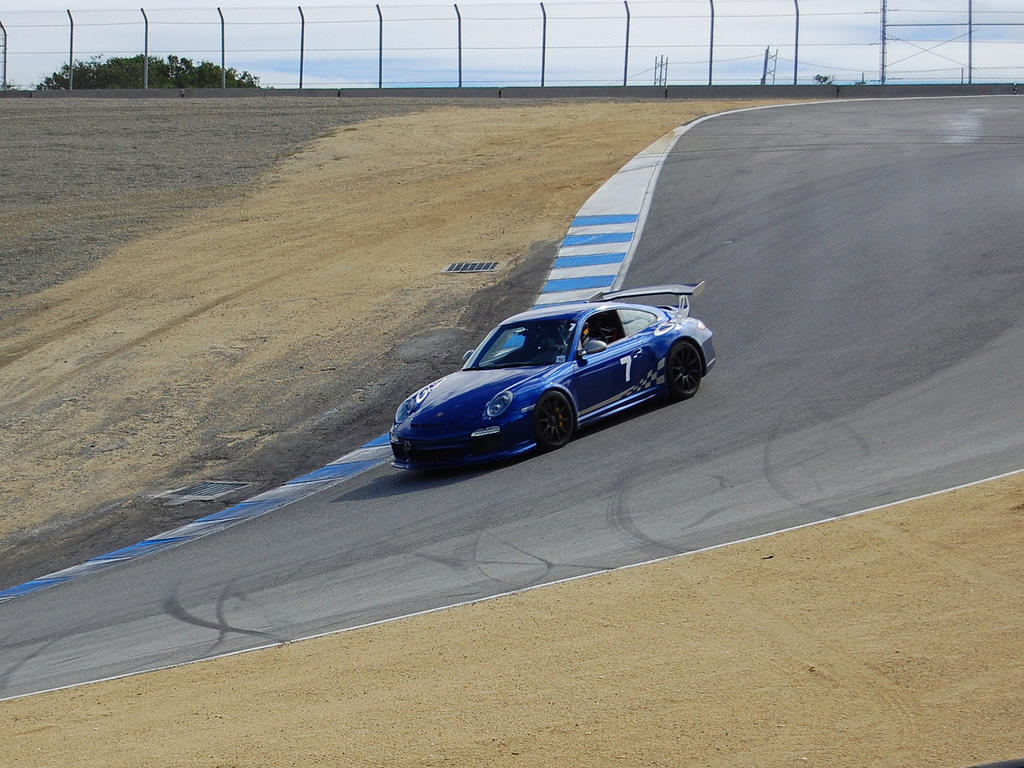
left=376, top=4, right=383, bottom=88
left=792, top=0, right=799, bottom=85
left=298, top=6, right=305, bottom=89
left=623, top=0, right=630, bottom=86
left=454, top=4, right=462, bottom=87
left=141, top=8, right=149, bottom=89
left=0, top=21, right=7, bottom=91
left=540, top=2, right=547, bottom=87
left=67, top=9, right=74, bottom=90
left=708, top=0, right=714, bottom=85
left=218, top=7, right=226, bottom=88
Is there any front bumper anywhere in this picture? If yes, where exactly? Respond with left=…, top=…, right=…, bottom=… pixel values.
left=390, top=421, right=534, bottom=470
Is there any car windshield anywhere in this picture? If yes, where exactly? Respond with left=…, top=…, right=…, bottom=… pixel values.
left=470, top=317, right=577, bottom=369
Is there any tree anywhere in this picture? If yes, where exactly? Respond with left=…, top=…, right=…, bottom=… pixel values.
left=38, top=54, right=260, bottom=90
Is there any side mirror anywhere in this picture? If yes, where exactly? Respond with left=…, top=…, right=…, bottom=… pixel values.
left=462, top=350, right=474, bottom=362
left=579, top=339, right=608, bottom=358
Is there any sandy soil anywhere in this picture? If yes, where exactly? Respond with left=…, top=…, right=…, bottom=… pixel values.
left=0, top=97, right=1021, bottom=766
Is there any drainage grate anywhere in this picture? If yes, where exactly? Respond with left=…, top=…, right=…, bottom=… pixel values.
left=155, top=480, right=250, bottom=505
left=443, top=261, right=498, bottom=274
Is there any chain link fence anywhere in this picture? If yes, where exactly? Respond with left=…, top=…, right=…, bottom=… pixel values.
left=1, top=1, right=1022, bottom=91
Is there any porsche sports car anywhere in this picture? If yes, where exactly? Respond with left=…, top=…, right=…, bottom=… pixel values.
left=390, top=283, right=715, bottom=469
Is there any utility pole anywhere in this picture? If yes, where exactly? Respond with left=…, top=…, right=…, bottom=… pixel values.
left=761, top=47, right=778, bottom=85
left=880, top=0, right=887, bottom=85
left=968, top=0, right=973, bottom=84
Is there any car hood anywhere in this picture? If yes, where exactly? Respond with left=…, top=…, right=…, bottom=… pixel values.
left=404, top=367, right=545, bottom=427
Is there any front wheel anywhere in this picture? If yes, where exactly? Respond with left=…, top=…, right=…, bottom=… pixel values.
left=665, top=340, right=703, bottom=401
left=533, top=390, right=575, bottom=451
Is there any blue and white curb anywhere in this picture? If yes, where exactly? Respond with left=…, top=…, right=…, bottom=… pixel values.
left=0, top=437, right=393, bottom=603
left=537, top=214, right=634, bottom=301
left=536, top=128, right=683, bottom=306
left=0, top=128, right=686, bottom=604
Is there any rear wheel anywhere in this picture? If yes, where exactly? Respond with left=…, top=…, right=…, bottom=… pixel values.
left=533, top=390, right=575, bottom=451
left=666, top=340, right=703, bottom=400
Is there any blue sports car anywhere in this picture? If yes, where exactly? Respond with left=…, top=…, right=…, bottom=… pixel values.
left=390, top=284, right=715, bottom=469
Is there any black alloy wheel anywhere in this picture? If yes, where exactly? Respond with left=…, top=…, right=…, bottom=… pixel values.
left=666, top=340, right=703, bottom=401
left=533, top=390, right=575, bottom=451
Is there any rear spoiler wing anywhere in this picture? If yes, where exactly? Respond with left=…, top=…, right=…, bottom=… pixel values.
left=590, top=282, right=705, bottom=318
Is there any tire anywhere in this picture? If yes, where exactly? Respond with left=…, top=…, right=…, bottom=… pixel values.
left=665, top=340, right=703, bottom=401
left=533, top=390, right=575, bottom=451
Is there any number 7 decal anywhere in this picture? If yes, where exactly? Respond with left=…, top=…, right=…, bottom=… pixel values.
left=619, top=355, right=632, bottom=382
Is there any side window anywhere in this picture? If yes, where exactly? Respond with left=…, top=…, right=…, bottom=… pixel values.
left=617, top=309, right=658, bottom=338
left=581, top=310, right=625, bottom=347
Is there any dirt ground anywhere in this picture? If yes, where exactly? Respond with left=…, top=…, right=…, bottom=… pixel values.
left=0, top=96, right=1021, bottom=767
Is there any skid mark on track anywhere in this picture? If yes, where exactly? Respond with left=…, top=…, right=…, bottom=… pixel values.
left=163, top=588, right=284, bottom=648
left=0, top=636, right=62, bottom=697
left=604, top=466, right=685, bottom=557
left=605, top=497, right=682, bottom=557
left=762, top=413, right=872, bottom=516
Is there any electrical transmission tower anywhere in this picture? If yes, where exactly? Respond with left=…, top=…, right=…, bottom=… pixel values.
left=654, top=55, right=668, bottom=86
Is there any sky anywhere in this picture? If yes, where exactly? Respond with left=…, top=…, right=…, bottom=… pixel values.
left=1, top=1, right=1021, bottom=89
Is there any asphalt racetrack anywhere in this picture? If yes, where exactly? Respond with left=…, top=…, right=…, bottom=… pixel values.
left=2, top=97, right=1023, bottom=700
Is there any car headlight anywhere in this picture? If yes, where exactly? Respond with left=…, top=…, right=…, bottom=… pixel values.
left=485, top=390, right=514, bottom=418
left=395, top=377, right=447, bottom=424
left=395, top=396, right=417, bottom=424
